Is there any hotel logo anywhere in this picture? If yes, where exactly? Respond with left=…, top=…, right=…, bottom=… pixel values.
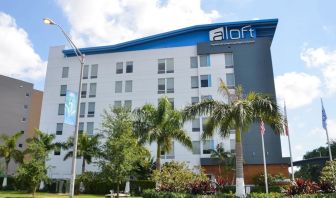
left=209, top=25, right=255, bottom=41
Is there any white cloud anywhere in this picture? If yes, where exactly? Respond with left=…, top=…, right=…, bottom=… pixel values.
left=275, top=72, right=321, bottom=109
left=57, top=0, right=220, bottom=47
left=0, top=12, right=46, bottom=80
left=328, top=119, right=336, bottom=140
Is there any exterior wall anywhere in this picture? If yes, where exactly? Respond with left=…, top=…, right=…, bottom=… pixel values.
left=27, top=90, right=43, bottom=140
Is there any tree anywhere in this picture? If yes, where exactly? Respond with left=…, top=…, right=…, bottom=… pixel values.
left=62, top=132, right=102, bottom=173
left=183, top=80, right=284, bottom=197
left=100, top=107, right=149, bottom=198
left=320, top=160, right=336, bottom=186
left=133, top=96, right=192, bottom=171
left=0, top=132, right=23, bottom=187
left=210, top=143, right=235, bottom=184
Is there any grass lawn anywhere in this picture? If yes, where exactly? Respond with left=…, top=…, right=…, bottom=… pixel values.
left=0, top=191, right=104, bottom=198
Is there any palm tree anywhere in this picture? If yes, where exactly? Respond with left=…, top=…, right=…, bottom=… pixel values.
left=62, top=132, right=101, bottom=173
left=26, top=129, right=59, bottom=158
left=133, top=96, right=192, bottom=171
left=183, top=79, right=284, bottom=197
left=0, top=132, right=24, bottom=187
left=210, top=143, right=230, bottom=176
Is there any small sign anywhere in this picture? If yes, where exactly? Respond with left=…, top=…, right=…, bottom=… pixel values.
left=64, top=90, right=78, bottom=125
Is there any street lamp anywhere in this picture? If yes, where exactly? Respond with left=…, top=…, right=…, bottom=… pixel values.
left=43, top=17, right=84, bottom=198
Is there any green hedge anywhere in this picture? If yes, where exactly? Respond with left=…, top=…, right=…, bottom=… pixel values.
left=0, top=177, right=16, bottom=190
left=250, top=186, right=282, bottom=193
left=130, top=180, right=156, bottom=195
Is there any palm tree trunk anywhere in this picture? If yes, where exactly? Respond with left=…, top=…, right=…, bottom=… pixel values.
left=2, top=161, right=9, bottom=187
left=82, top=158, right=85, bottom=174
left=235, top=128, right=245, bottom=197
left=156, top=142, right=161, bottom=171
left=116, top=183, right=119, bottom=198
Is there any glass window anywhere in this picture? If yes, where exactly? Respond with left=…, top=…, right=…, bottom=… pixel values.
left=203, top=140, right=215, bottom=154
left=192, top=118, right=200, bottom=132
left=124, top=100, right=132, bottom=109
left=191, top=76, right=199, bottom=89
left=201, top=95, right=212, bottom=101
left=87, top=122, right=94, bottom=135
left=54, top=149, right=61, bottom=155
left=115, top=81, right=122, bottom=93
left=158, top=78, right=165, bottom=94
left=224, top=53, right=234, bottom=68
left=56, top=123, right=63, bottom=135
left=200, top=55, right=210, bottom=67
left=116, top=62, right=123, bottom=74
left=126, top=61, right=133, bottom=73
left=166, top=78, right=174, bottom=93
left=23, top=104, right=28, bottom=109
left=230, top=139, right=235, bottom=153
left=192, top=141, right=200, bottom=154
left=81, top=83, right=87, bottom=98
left=200, top=75, right=211, bottom=87
left=88, top=102, right=95, bottom=117
left=91, top=64, right=98, bottom=78
left=21, top=117, right=27, bottom=122
left=79, top=122, right=84, bottom=133
left=226, top=73, right=235, bottom=88
left=158, top=59, right=165, bottom=74
left=58, top=104, right=65, bottom=115
left=166, top=58, right=174, bottom=73
left=80, top=102, right=85, bottom=117
left=60, top=85, right=67, bottom=96
left=83, top=65, right=89, bottom=79
left=202, top=117, right=208, bottom=132
left=191, top=97, right=199, bottom=105
left=161, top=142, right=174, bottom=159
left=114, top=101, right=122, bottom=108
left=89, top=83, right=97, bottom=97
left=190, top=56, right=198, bottom=68
left=125, top=80, right=132, bottom=92
left=62, top=67, right=69, bottom=78
left=18, top=143, right=23, bottom=148
left=168, top=98, right=174, bottom=109
left=25, top=92, right=30, bottom=97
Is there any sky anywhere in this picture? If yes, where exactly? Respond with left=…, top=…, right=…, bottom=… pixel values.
left=0, top=0, right=335, bottom=162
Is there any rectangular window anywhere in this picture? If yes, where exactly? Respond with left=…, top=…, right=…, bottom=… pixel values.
left=83, top=65, right=89, bottom=79
left=192, top=118, right=200, bottom=132
left=158, top=59, right=166, bottom=74
left=58, top=104, right=65, bottom=115
left=124, top=100, right=132, bottom=109
left=166, top=78, right=174, bottom=93
left=192, top=141, right=200, bottom=154
left=54, top=149, right=61, bottom=155
left=115, top=81, right=122, bottom=93
left=114, top=101, right=122, bottom=108
left=166, top=58, right=174, bottom=73
left=190, top=56, right=198, bottom=68
left=200, top=55, right=210, bottom=67
left=87, top=122, right=94, bottom=135
left=200, top=75, right=211, bottom=87
left=125, top=80, right=132, bottom=93
left=91, top=64, right=98, bottom=78
left=56, top=123, right=63, bottom=135
left=224, top=53, right=234, bottom=68
left=79, top=122, right=84, bottom=133
left=158, top=58, right=174, bottom=73
left=81, top=83, right=87, bottom=98
left=168, top=98, right=174, bottom=109
left=80, top=102, right=85, bottom=117
left=62, top=67, right=69, bottom=78
left=191, top=76, right=199, bottom=89
left=60, top=85, right=67, bottom=96
left=18, top=143, right=23, bottom=148
left=201, top=95, right=212, bottom=101
left=203, top=140, right=215, bottom=154
left=158, top=78, right=165, bottom=94
left=126, top=61, right=133, bottom=73
left=116, top=62, right=123, bottom=74
left=226, top=73, right=235, bottom=88
left=89, top=83, right=97, bottom=97
left=202, top=117, right=208, bottom=132
left=230, top=139, right=235, bottom=153
left=21, top=117, right=27, bottom=122
left=88, top=102, right=95, bottom=117
left=24, top=104, right=28, bottom=109
left=191, top=97, right=199, bottom=105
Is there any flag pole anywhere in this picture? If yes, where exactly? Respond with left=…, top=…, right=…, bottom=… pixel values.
left=321, top=98, right=333, bottom=161
left=284, top=101, right=294, bottom=181
left=260, top=120, right=268, bottom=194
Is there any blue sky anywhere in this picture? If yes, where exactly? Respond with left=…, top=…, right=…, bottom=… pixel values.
left=0, top=0, right=335, bottom=163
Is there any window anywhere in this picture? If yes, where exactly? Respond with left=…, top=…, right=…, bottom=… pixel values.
left=25, top=92, right=30, bottom=97
left=114, top=101, right=122, bottom=108
left=200, top=75, right=211, bottom=87
left=20, top=130, right=24, bottom=134
left=62, top=67, right=69, bottom=78
left=91, top=64, right=98, bottom=78
left=191, top=76, right=199, bottom=89
left=158, top=78, right=173, bottom=94
left=200, top=55, right=210, bottom=67
left=166, top=58, right=174, bottom=73
left=230, top=139, right=235, bottom=153
left=158, top=58, right=174, bottom=73
left=125, top=80, right=132, bottom=92
left=226, top=73, right=235, bottom=88
left=124, top=100, right=132, bottom=109
left=191, top=97, right=199, bottom=105
left=166, top=78, right=174, bottom=93
left=192, top=141, right=200, bottom=154
left=60, top=85, right=67, bottom=96
left=158, top=78, right=165, bottom=94
left=89, top=83, right=97, bottom=97
left=126, top=61, right=133, bottom=73
left=81, top=83, right=87, bottom=98
left=54, top=149, right=61, bottom=155
left=168, top=98, right=174, bottom=109
left=203, top=140, right=215, bottom=154
left=116, top=62, right=123, bottom=74
left=88, top=102, right=95, bottom=117
left=21, top=117, right=27, bottom=122
left=192, top=118, right=200, bottom=132
left=87, top=122, right=94, bottom=135
left=83, top=65, right=89, bottom=79
left=56, top=123, right=63, bottom=135
left=18, top=143, right=23, bottom=148
left=80, top=102, right=85, bottom=117
left=202, top=117, right=208, bottom=131
left=161, top=142, right=174, bottom=159
left=23, top=104, right=28, bottom=109
left=190, top=56, right=198, bottom=68
left=79, top=122, right=84, bottom=133
left=115, top=81, right=122, bottom=93
left=201, top=95, right=212, bottom=101
left=58, top=104, right=65, bottom=115
left=224, top=53, right=234, bottom=68
left=158, top=59, right=165, bottom=74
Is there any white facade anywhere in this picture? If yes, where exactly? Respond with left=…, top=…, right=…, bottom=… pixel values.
left=40, top=44, right=235, bottom=179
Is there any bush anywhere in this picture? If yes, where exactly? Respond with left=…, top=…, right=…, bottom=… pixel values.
left=252, top=173, right=285, bottom=187
left=130, top=180, right=155, bottom=195
left=250, top=186, right=281, bottom=193
left=246, top=193, right=281, bottom=198
left=186, top=180, right=215, bottom=195
left=0, top=177, right=16, bottom=190
left=218, top=186, right=235, bottom=193
left=285, top=178, right=320, bottom=195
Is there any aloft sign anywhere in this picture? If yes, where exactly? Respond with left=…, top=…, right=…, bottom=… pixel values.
left=209, top=25, right=255, bottom=41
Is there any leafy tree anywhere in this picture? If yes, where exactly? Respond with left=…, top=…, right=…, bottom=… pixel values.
left=183, top=79, right=284, bottom=197
left=62, top=132, right=102, bottom=173
left=0, top=132, right=23, bottom=187
left=26, top=129, right=58, bottom=155
left=133, top=157, right=156, bottom=180
left=100, top=107, right=149, bottom=198
left=133, top=96, right=192, bottom=171
left=320, top=160, right=336, bottom=185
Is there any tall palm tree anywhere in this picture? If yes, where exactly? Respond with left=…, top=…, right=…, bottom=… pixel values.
left=26, top=129, right=58, bottom=159
left=62, top=132, right=101, bottom=173
left=133, top=96, right=192, bottom=171
left=183, top=79, right=284, bottom=197
left=0, top=132, right=24, bottom=187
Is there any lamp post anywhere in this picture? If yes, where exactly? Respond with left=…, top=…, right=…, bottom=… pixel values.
left=43, top=17, right=84, bottom=198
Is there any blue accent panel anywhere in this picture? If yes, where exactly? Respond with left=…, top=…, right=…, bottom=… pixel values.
left=63, top=18, right=278, bottom=57
left=208, top=75, right=212, bottom=87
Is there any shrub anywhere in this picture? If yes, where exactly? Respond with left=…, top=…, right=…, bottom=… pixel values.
left=252, top=173, right=285, bottom=187
left=0, top=176, right=16, bottom=190
left=320, top=160, right=336, bottom=186
left=285, top=178, right=320, bottom=195
left=318, top=180, right=335, bottom=193
left=130, top=180, right=155, bottom=195
left=246, top=192, right=282, bottom=198
left=250, top=186, right=281, bottom=193
left=186, top=180, right=215, bottom=195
